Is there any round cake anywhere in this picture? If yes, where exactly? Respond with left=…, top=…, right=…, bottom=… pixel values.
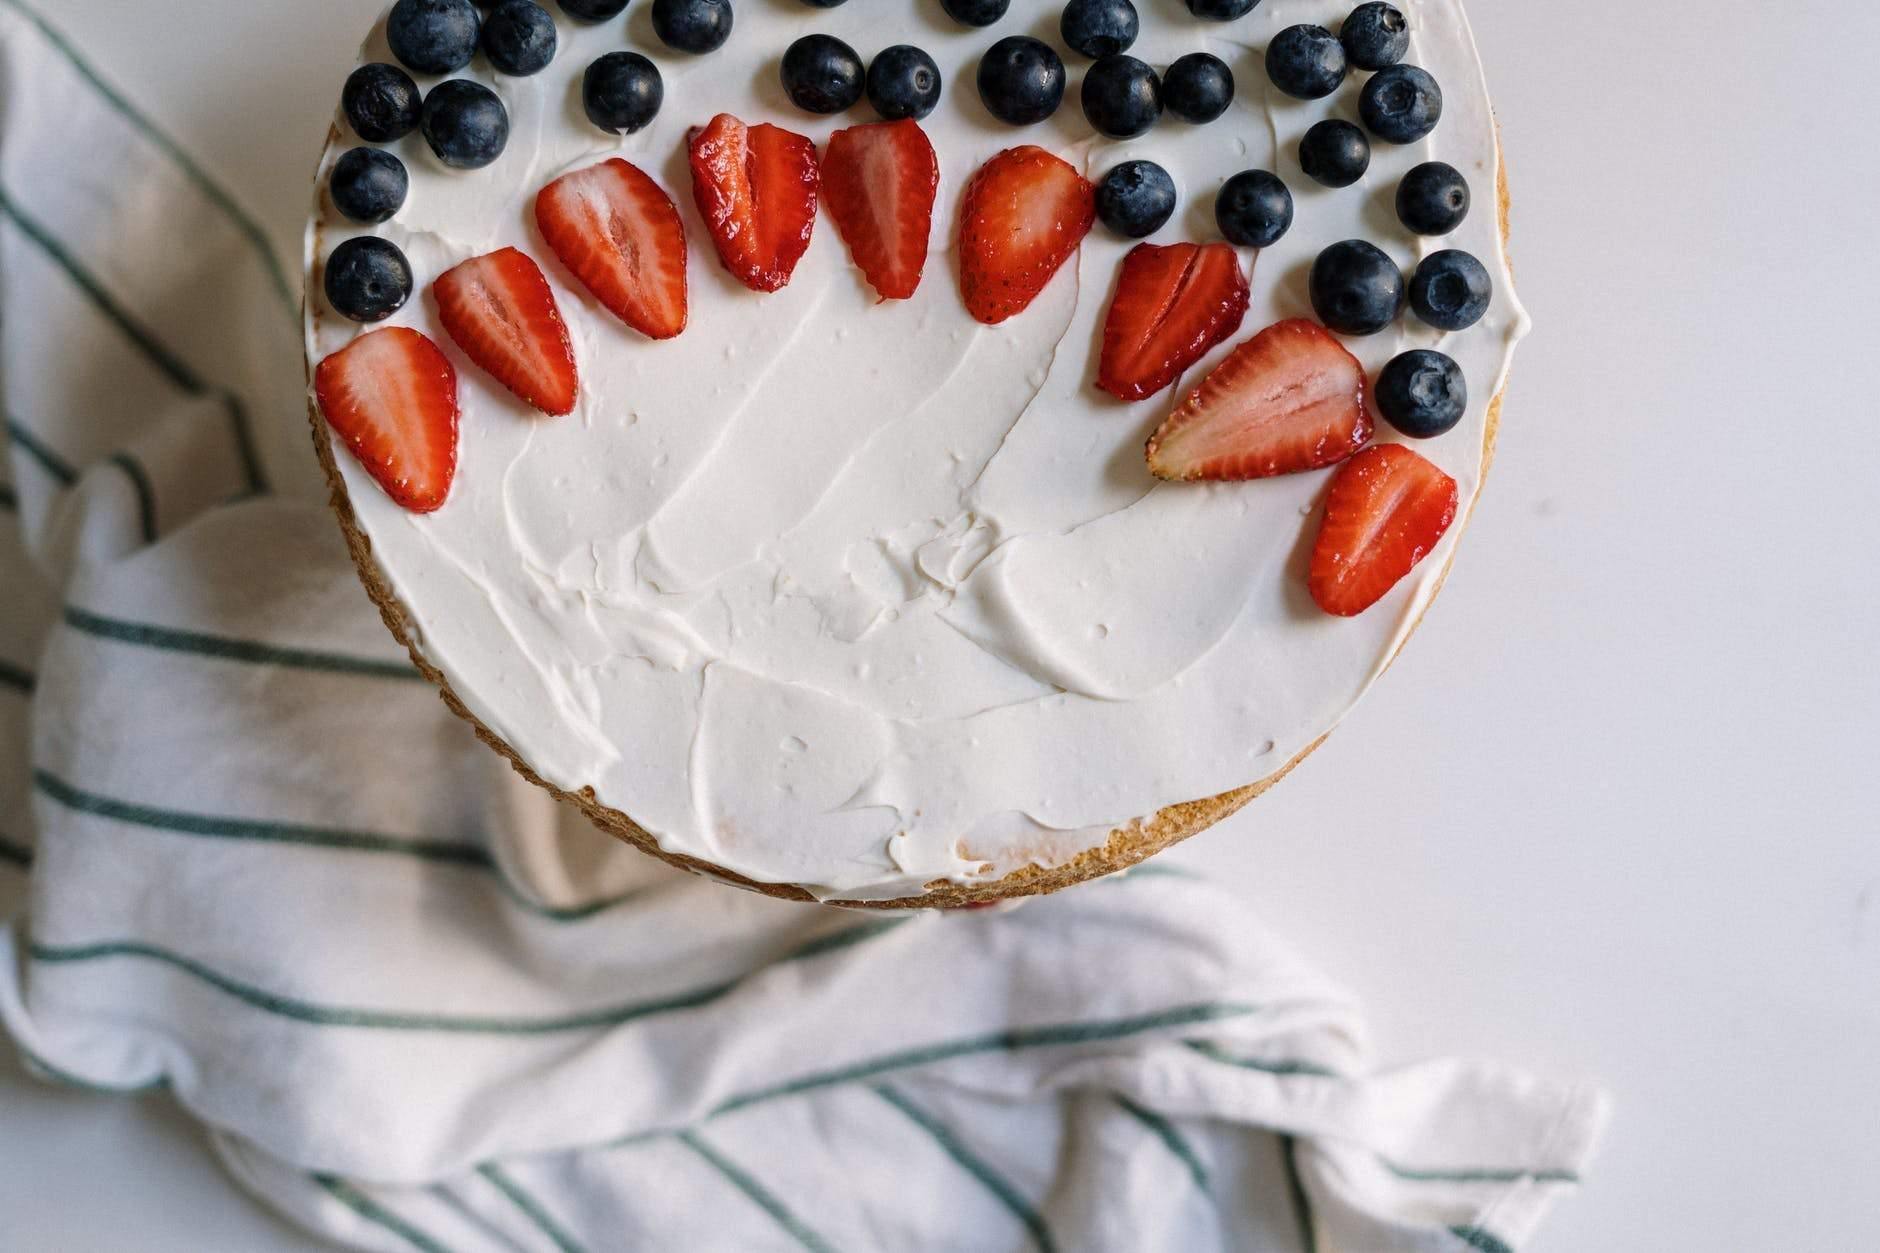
left=305, top=0, right=1526, bottom=907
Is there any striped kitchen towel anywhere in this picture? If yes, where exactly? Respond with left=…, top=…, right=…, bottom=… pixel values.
left=0, top=3, right=1607, bottom=1250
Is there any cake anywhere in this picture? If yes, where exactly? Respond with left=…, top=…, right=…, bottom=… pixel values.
left=305, top=0, right=1526, bottom=907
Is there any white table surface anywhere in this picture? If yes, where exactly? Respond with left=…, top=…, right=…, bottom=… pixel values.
left=3, top=1, right=1876, bottom=1249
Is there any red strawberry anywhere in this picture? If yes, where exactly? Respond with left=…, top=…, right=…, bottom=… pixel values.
left=1308, top=444, right=1459, bottom=617
left=687, top=113, right=819, bottom=293
left=433, top=248, right=578, bottom=416
left=820, top=119, right=939, bottom=301
left=1098, top=242, right=1250, bottom=402
left=535, top=159, right=688, bottom=340
left=1145, top=319, right=1372, bottom=481
left=315, top=327, right=459, bottom=514
left=958, top=145, right=1095, bottom=325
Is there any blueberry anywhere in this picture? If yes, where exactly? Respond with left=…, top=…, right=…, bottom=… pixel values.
left=977, top=37, right=1065, bottom=125
left=1395, top=161, right=1470, bottom=235
left=1341, top=2, right=1409, bottom=71
left=421, top=79, right=510, bottom=168
left=803, top=0, right=847, bottom=6
left=480, top=1, right=557, bottom=76
left=557, top=0, right=628, bottom=18
left=342, top=64, right=422, bottom=143
left=1361, top=64, right=1442, bottom=143
left=653, top=0, right=733, bottom=54
left=1060, top=0, right=1138, bottom=59
left=330, top=148, right=409, bottom=224
left=1309, top=239, right=1404, bottom=335
left=386, top=0, right=481, bottom=76
left=781, top=34, right=864, bottom=114
left=867, top=45, right=943, bottom=121
left=1375, top=350, right=1467, bottom=438
left=1214, top=170, right=1292, bottom=248
left=582, top=52, right=662, bottom=133
left=1081, top=55, right=1160, bottom=139
left=324, top=237, right=413, bottom=323
left=1265, top=24, right=1346, bottom=100
left=1096, top=160, right=1176, bottom=238
left=1163, top=52, right=1233, bottom=124
left=1186, top=0, right=1258, bottom=19
left=1409, top=250, right=1491, bottom=332
left=1299, top=119, right=1370, bottom=188
left=942, top=0, right=1010, bottom=27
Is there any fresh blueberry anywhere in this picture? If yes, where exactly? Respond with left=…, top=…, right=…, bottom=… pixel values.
left=1215, top=170, right=1292, bottom=248
left=977, top=36, right=1065, bottom=125
left=1265, top=24, right=1346, bottom=100
left=867, top=45, right=943, bottom=121
left=582, top=52, right=663, bottom=133
left=324, top=237, right=413, bottom=323
left=480, top=1, right=557, bottom=76
left=781, top=34, right=865, bottom=114
left=653, top=0, right=733, bottom=54
left=1361, top=64, right=1442, bottom=143
left=1299, top=119, right=1370, bottom=188
left=1185, top=0, right=1258, bottom=19
left=330, top=148, right=409, bottom=224
left=1409, top=250, right=1492, bottom=331
left=557, top=0, right=628, bottom=18
left=1081, top=55, right=1160, bottom=139
left=1095, top=160, right=1176, bottom=238
left=421, top=79, right=510, bottom=168
left=1060, top=0, right=1138, bottom=59
left=942, top=0, right=1010, bottom=27
left=386, top=0, right=481, bottom=76
left=1163, top=52, right=1233, bottom=123
left=342, top=64, right=422, bottom=143
left=1309, top=239, right=1404, bottom=335
left=1375, top=350, right=1467, bottom=438
left=1341, top=2, right=1409, bottom=70
left=1395, top=161, right=1470, bottom=235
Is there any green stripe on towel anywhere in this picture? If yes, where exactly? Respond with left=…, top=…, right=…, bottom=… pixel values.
left=676, top=1131, right=838, bottom=1253
left=1113, top=1094, right=1211, bottom=1194
left=106, top=451, right=157, bottom=542
left=0, top=481, right=17, bottom=509
left=1279, top=1134, right=1317, bottom=1253
left=6, top=414, right=79, bottom=485
left=1181, top=1038, right=1345, bottom=1079
left=1450, top=1226, right=1515, bottom=1253
left=476, top=1164, right=588, bottom=1253
left=0, top=660, right=34, bottom=695
left=314, top=1175, right=454, bottom=1253
left=874, top=1083, right=1058, bottom=1253
left=1378, top=1156, right=1580, bottom=1186
left=0, top=834, right=31, bottom=869
left=63, top=605, right=421, bottom=680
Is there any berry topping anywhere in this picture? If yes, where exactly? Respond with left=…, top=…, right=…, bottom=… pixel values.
left=1361, top=64, right=1442, bottom=143
left=942, top=0, right=1010, bottom=27
left=867, top=45, right=943, bottom=121
left=1081, top=54, right=1161, bottom=139
left=1375, top=349, right=1467, bottom=439
left=1299, top=119, right=1370, bottom=188
left=481, top=1, right=558, bottom=76
left=1396, top=160, right=1470, bottom=235
left=653, top=0, right=734, bottom=55
left=433, top=248, right=579, bottom=416
left=315, top=327, right=460, bottom=514
left=1185, top=0, right=1257, bottom=19
left=421, top=79, right=510, bottom=169
left=1146, top=319, right=1371, bottom=482
left=1060, top=0, right=1139, bottom=59
left=1214, top=170, right=1292, bottom=248
left=1163, top=52, right=1234, bottom=123
left=1095, top=159, right=1177, bottom=239
left=977, top=37, right=1065, bottom=126
left=1408, top=250, right=1491, bottom=331
left=1340, top=2, right=1409, bottom=71
left=687, top=113, right=820, bottom=292
left=958, top=145, right=1094, bottom=325
left=821, top=119, right=940, bottom=301
left=536, top=159, right=689, bottom=339
left=583, top=52, right=663, bottom=134
left=1309, top=239, right=1403, bottom=336
left=330, top=148, right=409, bottom=224
left=781, top=34, right=865, bottom=114
left=1098, top=242, right=1249, bottom=402
left=342, top=64, right=422, bottom=143
left=387, top=0, right=481, bottom=77
left=557, top=0, right=629, bottom=19
left=1266, top=24, right=1346, bottom=100
left=324, top=236, right=414, bottom=323
left=1308, top=443, right=1457, bottom=616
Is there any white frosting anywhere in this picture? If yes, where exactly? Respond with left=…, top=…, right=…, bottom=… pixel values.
left=307, top=0, right=1527, bottom=901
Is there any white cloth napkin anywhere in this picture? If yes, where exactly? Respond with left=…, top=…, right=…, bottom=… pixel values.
left=0, top=4, right=1607, bottom=1249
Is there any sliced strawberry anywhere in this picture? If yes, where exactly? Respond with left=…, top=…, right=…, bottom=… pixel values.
left=820, top=119, right=939, bottom=301
left=958, top=145, right=1095, bottom=325
left=1098, top=242, right=1250, bottom=402
left=1146, top=318, right=1372, bottom=481
left=1308, top=444, right=1459, bottom=617
left=315, top=327, right=459, bottom=514
left=535, top=158, right=688, bottom=340
left=433, top=248, right=577, bottom=416
left=687, top=113, right=819, bottom=293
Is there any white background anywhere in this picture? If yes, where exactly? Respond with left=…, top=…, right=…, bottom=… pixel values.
left=2, top=0, right=1876, bottom=1249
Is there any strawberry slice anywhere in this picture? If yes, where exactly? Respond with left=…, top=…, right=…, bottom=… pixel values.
left=433, top=248, right=578, bottom=416
left=687, top=113, right=819, bottom=293
left=1098, top=242, right=1250, bottom=402
left=1146, top=318, right=1372, bottom=481
left=821, top=119, right=939, bottom=301
left=535, top=159, right=688, bottom=340
left=958, top=145, right=1095, bottom=325
left=315, top=327, right=460, bottom=514
left=1308, top=444, right=1459, bottom=617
